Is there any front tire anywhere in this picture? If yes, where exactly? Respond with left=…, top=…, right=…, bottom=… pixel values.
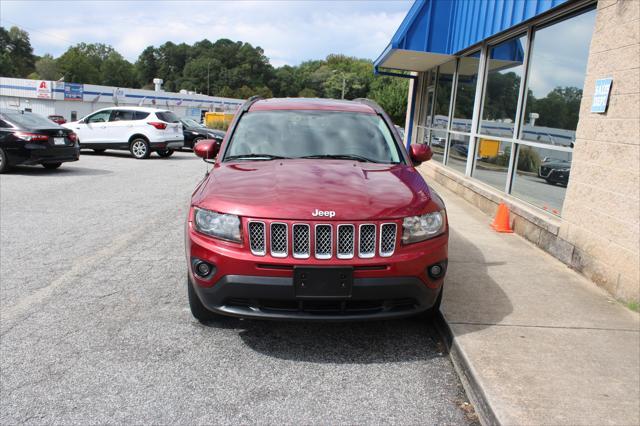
left=0, top=148, right=9, bottom=174
left=130, top=138, right=151, bottom=159
left=188, top=275, right=218, bottom=322
left=42, top=162, right=62, bottom=170
left=157, top=149, right=174, bottom=158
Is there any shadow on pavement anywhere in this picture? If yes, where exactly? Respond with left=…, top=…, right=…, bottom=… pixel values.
left=442, top=229, right=513, bottom=334
left=200, top=316, right=445, bottom=364
left=4, top=165, right=113, bottom=176
left=81, top=150, right=197, bottom=160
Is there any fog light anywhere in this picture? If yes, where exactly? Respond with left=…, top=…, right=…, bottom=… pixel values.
left=192, top=259, right=215, bottom=278
left=427, top=263, right=446, bottom=279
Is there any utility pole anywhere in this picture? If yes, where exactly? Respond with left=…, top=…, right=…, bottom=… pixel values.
left=341, top=75, right=346, bottom=100
left=207, top=61, right=211, bottom=96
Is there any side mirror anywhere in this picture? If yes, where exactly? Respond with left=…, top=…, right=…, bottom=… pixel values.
left=409, top=143, right=432, bottom=165
left=194, top=139, right=220, bottom=161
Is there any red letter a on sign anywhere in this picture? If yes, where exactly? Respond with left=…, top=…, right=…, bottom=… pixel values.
left=39, top=81, right=47, bottom=89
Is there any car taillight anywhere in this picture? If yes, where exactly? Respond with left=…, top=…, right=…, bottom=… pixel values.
left=147, top=122, right=167, bottom=130
left=14, top=132, right=49, bottom=142
left=67, top=132, right=77, bottom=142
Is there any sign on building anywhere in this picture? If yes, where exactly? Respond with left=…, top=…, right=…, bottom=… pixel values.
left=36, top=80, right=52, bottom=99
left=591, top=78, right=613, bottom=113
left=64, top=83, right=83, bottom=101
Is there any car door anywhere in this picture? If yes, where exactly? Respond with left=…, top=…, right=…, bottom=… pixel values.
left=108, top=110, right=136, bottom=147
left=75, top=110, right=112, bottom=146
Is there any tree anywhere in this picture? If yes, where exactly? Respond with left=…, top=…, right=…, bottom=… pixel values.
left=0, top=26, right=36, bottom=77
left=57, top=43, right=119, bottom=84
left=34, top=54, right=60, bottom=80
left=136, top=46, right=159, bottom=87
left=101, top=52, right=135, bottom=87
left=369, top=75, right=409, bottom=125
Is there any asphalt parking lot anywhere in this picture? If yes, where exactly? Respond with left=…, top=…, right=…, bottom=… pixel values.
left=0, top=151, right=476, bottom=424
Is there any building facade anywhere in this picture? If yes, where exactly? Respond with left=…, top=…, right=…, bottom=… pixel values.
left=0, top=77, right=243, bottom=122
left=376, top=0, right=639, bottom=303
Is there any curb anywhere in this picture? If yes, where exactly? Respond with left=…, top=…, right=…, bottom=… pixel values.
left=434, top=312, right=500, bottom=426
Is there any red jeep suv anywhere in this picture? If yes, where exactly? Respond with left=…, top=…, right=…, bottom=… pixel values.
left=186, top=97, right=448, bottom=321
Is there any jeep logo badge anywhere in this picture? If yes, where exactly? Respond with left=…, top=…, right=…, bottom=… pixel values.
left=311, top=209, right=336, bottom=218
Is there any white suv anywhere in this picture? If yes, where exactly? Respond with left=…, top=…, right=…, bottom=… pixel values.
left=63, top=107, right=184, bottom=159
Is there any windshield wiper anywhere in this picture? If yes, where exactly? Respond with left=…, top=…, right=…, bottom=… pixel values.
left=225, top=154, right=290, bottom=161
left=298, top=154, right=381, bottom=163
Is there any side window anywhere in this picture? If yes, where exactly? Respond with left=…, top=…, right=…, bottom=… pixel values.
left=0, top=119, right=10, bottom=128
left=86, top=110, right=111, bottom=123
left=133, top=111, right=150, bottom=120
left=110, top=110, right=135, bottom=122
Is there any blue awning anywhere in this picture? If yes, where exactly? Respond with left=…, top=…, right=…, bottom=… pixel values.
left=375, top=0, right=568, bottom=73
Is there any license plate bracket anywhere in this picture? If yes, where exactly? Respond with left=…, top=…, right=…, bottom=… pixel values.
left=294, top=266, right=353, bottom=298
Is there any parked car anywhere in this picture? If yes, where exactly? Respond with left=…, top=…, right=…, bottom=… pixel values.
left=451, top=143, right=468, bottom=157
left=63, top=107, right=184, bottom=159
left=431, top=136, right=446, bottom=148
left=186, top=97, right=447, bottom=322
left=0, top=110, right=79, bottom=173
left=48, top=115, right=66, bottom=125
left=538, top=158, right=571, bottom=186
left=180, top=118, right=226, bottom=149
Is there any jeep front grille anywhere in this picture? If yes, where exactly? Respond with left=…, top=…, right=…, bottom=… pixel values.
left=315, top=224, right=332, bottom=259
left=292, top=224, right=310, bottom=259
left=358, top=224, right=376, bottom=258
left=270, top=223, right=287, bottom=257
left=379, top=223, right=397, bottom=257
left=246, top=221, right=397, bottom=259
left=248, top=221, right=266, bottom=255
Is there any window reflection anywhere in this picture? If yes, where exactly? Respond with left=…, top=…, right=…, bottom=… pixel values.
left=480, top=35, right=526, bottom=137
left=522, top=9, right=596, bottom=146
left=473, top=139, right=511, bottom=190
left=512, top=145, right=572, bottom=215
left=429, top=130, right=446, bottom=163
left=453, top=52, right=480, bottom=130
left=433, top=60, right=455, bottom=129
left=447, top=134, right=471, bottom=174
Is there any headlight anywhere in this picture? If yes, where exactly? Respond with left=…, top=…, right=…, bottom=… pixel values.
left=193, top=208, right=241, bottom=243
left=402, top=210, right=446, bottom=244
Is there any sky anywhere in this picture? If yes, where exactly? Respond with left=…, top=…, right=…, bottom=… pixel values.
left=0, top=0, right=413, bottom=66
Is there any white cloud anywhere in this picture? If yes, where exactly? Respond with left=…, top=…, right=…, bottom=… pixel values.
left=0, top=0, right=412, bottom=65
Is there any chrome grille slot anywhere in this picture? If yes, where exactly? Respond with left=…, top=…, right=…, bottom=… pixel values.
left=315, top=224, right=332, bottom=259
left=358, top=224, right=376, bottom=258
left=248, top=221, right=266, bottom=256
left=379, top=223, right=397, bottom=257
left=270, top=223, right=288, bottom=257
left=337, top=224, right=354, bottom=259
left=292, top=224, right=310, bottom=259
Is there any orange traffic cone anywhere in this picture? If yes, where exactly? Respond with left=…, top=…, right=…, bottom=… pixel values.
left=491, top=203, right=514, bottom=233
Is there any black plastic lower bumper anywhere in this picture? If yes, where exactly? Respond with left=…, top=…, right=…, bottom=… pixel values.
left=192, top=274, right=441, bottom=321
left=6, top=145, right=80, bottom=166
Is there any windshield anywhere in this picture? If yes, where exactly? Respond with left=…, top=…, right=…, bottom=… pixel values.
left=2, top=111, right=61, bottom=128
left=224, top=111, right=402, bottom=164
left=181, top=118, right=204, bottom=128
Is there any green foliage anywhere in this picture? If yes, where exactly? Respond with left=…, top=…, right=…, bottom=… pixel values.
left=0, top=26, right=36, bottom=77
left=527, top=86, right=582, bottom=130
left=4, top=27, right=409, bottom=125
left=34, top=54, right=59, bottom=80
left=517, top=145, right=540, bottom=173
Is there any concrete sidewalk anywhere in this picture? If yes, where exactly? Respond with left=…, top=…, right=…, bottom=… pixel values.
left=427, top=179, right=640, bottom=425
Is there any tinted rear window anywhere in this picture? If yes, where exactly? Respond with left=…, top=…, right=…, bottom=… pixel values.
left=134, top=111, right=150, bottom=120
left=156, top=111, right=179, bottom=123
left=2, top=112, right=60, bottom=129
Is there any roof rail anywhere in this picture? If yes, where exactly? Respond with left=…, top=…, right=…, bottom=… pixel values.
left=241, top=95, right=263, bottom=112
left=352, top=98, right=384, bottom=114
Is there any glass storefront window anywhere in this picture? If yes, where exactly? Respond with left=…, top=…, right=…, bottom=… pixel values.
left=511, top=145, right=571, bottom=215
left=433, top=60, right=455, bottom=129
left=447, top=134, right=471, bottom=174
left=521, top=9, right=596, bottom=146
left=452, top=52, right=480, bottom=132
left=473, top=139, right=511, bottom=191
left=429, top=130, right=446, bottom=163
left=480, top=35, right=526, bottom=137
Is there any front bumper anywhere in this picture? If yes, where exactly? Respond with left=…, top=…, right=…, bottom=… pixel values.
left=187, top=223, right=448, bottom=320
left=191, top=274, right=442, bottom=320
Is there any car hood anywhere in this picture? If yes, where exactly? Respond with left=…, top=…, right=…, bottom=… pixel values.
left=186, top=127, right=224, bottom=138
left=194, top=159, right=433, bottom=221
